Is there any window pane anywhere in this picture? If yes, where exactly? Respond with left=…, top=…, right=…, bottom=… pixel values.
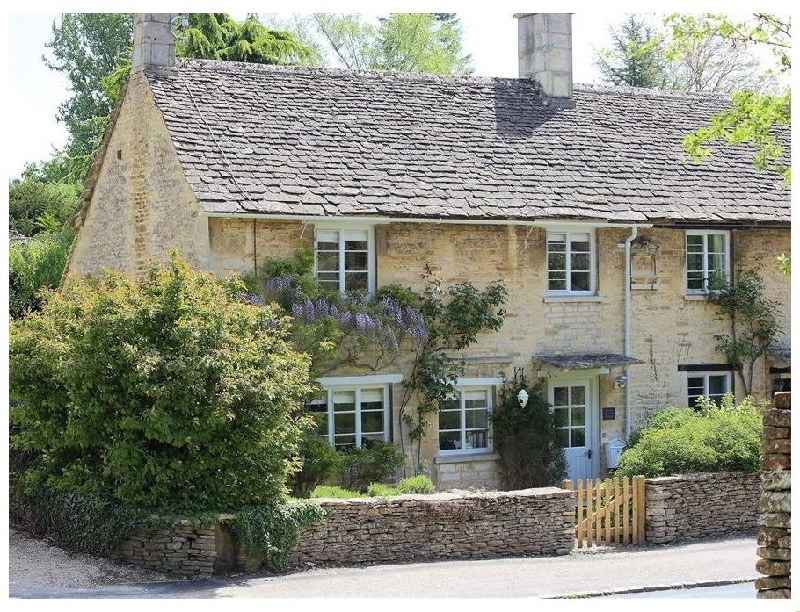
left=333, top=391, right=355, bottom=412
left=571, top=406, right=585, bottom=427
left=686, top=234, right=703, bottom=252
left=361, top=411, right=384, bottom=434
left=571, top=386, right=585, bottom=405
left=571, top=252, right=590, bottom=271
left=708, top=375, right=728, bottom=396
left=334, top=413, right=355, bottom=435
left=572, top=428, right=586, bottom=447
left=548, top=273, right=567, bottom=292
left=344, top=251, right=368, bottom=270
left=569, top=234, right=590, bottom=252
left=553, top=407, right=569, bottom=427
left=465, top=429, right=488, bottom=450
left=334, top=434, right=356, bottom=449
left=344, top=240, right=368, bottom=251
left=464, top=390, right=488, bottom=407
left=440, top=430, right=462, bottom=451
left=707, top=233, right=725, bottom=253
left=570, top=271, right=591, bottom=291
left=553, top=387, right=568, bottom=407
left=439, top=409, right=461, bottom=430
left=440, top=397, right=459, bottom=411
left=344, top=272, right=368, bottom=292
left=317, top=251, right=339, bottom=271
left=465, top=409, right=488, bottom=429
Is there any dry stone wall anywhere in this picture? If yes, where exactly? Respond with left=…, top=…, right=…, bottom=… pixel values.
left=644, top=472, right=760, bottom=544
left=756, top=391, right=791, bottom=599
left=287, top=487, right=575, bottom=567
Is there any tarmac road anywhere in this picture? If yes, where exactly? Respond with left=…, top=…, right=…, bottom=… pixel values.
left=10, top=534, right=765, bottom=600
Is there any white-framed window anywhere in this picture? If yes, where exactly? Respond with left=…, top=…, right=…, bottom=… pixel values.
left=686, top=230, right=730, bottom=293
left=687, top=372, right=731, bottom=408
left=315, top=227, right=375, bottom=294
left=438, top=379, right=501, bottom=455
left=310, top=375, right=400, bottom=449
left=547, top=231, right=595, bottom=294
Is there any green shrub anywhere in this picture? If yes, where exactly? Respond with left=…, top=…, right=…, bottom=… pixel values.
left=615, top=394, right=764, bottom=478
left=340, top=442, right=405, bottom=492
left=491, top=376, right=567, bottom=489
left=9, top=230, right=74, bottom=319
left=9, top=254, right=312, bottom=513
left=290, top=434, right=344, bottom=498
left=367, top=475, right=436, bottom=497
left=310, top=485, right=364, bottom=499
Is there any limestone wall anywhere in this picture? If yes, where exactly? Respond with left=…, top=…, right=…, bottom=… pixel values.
left=113, top=487, right=574, bottom=577
left=756, top=392, right=791, bottom=599
left=287, top=487, right=575, bottom=567
left=644, top=472, right=760, bottom=544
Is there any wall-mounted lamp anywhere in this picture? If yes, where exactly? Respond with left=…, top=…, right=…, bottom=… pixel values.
left=613, top=374, right=628, bottom=390
left=517, top=389, right=529, bottom=408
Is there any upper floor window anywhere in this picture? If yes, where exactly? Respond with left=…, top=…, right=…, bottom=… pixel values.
left=687, top=372, right=731, bottom=409
left=686, top=230, right=729, bottom=293
left=547, top=231, right=595, bottom=295
left=309, top=376, right=400, bottom=449
left=315, top=227, right=375, bottom=294
left=439, top=385, right=494, bottom=455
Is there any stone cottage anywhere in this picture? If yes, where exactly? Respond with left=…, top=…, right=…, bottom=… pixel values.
left=65, top=13, right=791, bottom=488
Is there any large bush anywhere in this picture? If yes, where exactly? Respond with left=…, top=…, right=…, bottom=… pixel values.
left=491, top=377, right=567, bottom=489
left=9, top=254, right=313, bottom=512
left=614, top=394, right=764, bottom=478
left=9, top=230, right=74, bottom=319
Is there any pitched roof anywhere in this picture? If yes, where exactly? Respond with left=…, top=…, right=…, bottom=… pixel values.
left=144, top=58, right=790, bottom=224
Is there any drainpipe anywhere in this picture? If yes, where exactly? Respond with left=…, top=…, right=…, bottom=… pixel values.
left=624, top=225, right=638, bottom=441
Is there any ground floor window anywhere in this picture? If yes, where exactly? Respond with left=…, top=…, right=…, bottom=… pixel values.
left=687, top=371, right=731, bottom=408
left=309, top=375, right=400, bottom=448
left=438, top=380, right=501, bottom=454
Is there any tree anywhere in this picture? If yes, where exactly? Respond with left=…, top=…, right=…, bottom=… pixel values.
left=294, top=13, right=473, bottom=74
left=9, top=255, right=313, bottom=512
left=665, top=13, right=791, bottom=184
left=706, top=266, right=783, bottom=397
left=8, top=175, right=81, bottom=237
left=594, top=14, right=668, bottom=88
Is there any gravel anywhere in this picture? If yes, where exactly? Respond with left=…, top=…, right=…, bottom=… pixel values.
left=9, top=526, right=173, bottom=589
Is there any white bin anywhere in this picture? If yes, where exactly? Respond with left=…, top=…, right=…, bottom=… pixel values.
left=606, top=438, right=626, bottom=469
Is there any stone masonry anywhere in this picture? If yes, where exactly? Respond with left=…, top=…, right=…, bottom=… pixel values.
left=756, top=391, right=791, bottom=599
left=287, top=487, right=575, bottom=568
left=643, top=472, right=760, bottom=544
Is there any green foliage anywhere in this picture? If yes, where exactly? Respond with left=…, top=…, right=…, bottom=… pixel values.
left=8, top=176, right=81, bottom=236
left=615, top=394, right=765, bottom=478
left=9, top=230, right=74, bottom=319
left=367, top=475, right=436, bottom=496
left=309, top=13, right=472, bottom=74
left=310, top=485, right=363, bottom=499
left=9, top=254, right=312, bottom=512
left=595, top=14, right=668, bottom=88
left=491, top=375, right=567, bottom=489
left=340, top=442, right=406, bottom=493
left=177, top=13, right=321, bottom=66
left=665, top=13, right=791, bottom=184
left=10, top=482, right=168, bottom=556
left=706, top=265, right=783, bottom=395
left=398, top=268, right=507, bottom=474
left=776, top=254, right=791, bottom=275
left=221, top=500, right=325, bottom=572
left=290, top=434, right=344, bottom=498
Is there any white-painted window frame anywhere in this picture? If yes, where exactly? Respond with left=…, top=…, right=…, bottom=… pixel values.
left=438, top=377, right=502, bottom=456
left=546, top=229, right=597, bottom=296
left=686, top=371, right=732, bottom=408
left=685, top=230, right=730, bottom=294
left=314, top=224, right=376, bottom=295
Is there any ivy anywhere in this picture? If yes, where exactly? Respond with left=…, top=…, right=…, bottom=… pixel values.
left=222, top=500, right=325, bottom=572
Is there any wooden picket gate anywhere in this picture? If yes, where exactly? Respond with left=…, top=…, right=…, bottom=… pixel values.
left=562, top=475, right=645, bottom=548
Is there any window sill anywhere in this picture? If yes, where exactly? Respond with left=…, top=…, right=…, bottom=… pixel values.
left=435, top=451, right=498, bottom=464
left=543, top=295, right=603, bottom=303
left=683, top=294, right=709, bottom=301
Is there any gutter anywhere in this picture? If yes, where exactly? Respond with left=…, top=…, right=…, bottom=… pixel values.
left=623, top=225, right=639, bottom=441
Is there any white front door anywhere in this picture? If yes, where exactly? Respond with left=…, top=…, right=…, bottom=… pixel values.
left=549, top=378, right=599, bottom=482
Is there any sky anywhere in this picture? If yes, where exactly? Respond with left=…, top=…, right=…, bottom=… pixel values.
left=1, top=8, right=631, bottom=182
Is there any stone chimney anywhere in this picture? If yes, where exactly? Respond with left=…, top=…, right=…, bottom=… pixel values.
left=514, top=13, right=573, bottom=105
left=132, top=14, right=176, bottom=71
